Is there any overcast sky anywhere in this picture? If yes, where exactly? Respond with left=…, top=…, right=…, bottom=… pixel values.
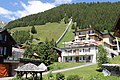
left=0, top=0, right=119, bottom=22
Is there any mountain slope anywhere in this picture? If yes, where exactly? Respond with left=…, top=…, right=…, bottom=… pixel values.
left=5, top=2, right=120, bottom=31
left=10, top=21, right=67, bottom=43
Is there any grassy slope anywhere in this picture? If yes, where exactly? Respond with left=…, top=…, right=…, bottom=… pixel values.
left=10, top=21, right=67, bottom=43
left=57, top=24, right=74, bottom=47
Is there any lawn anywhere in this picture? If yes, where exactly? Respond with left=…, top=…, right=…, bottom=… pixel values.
left=10, top=21, right=67, bottom=43
left=57, top=24, right=74, bottom=47
left=110, top=56, right=120, bottom=64
left=49, top=62, right=85, bottom=71
left=43, top=64, right=120, bottom=80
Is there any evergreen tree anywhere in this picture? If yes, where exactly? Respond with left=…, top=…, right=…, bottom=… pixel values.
left=97, top=45, right=108, bottom=69
left=31, top=25, right=37, bottom=34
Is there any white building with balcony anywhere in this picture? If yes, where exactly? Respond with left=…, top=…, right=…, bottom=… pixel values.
left=54, top=28, right=119, bottom=63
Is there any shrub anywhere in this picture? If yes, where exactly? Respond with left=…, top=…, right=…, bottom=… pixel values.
left=67, top=75, right=82, bottom=80
left=56, top=73, right=65, bottom=80
left=48, top=71, right=54, bottom=80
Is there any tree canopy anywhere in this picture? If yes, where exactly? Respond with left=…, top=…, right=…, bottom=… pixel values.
left=12, top=30, right=31, bottom=44
left=24, top=39, right=58, bottom=65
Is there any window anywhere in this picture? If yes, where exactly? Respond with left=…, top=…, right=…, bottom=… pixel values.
left=70, top=57, right=72, bottom=60
left=83, top=49, right=84, bottom=52
left=80, top=49, right=81, bottom=52
left=83, top=38, right=85, bottom=40
left=68, top=50, right=72, bottom=53
left=88, top=37, right=90, bottom=40
left=0, top=47, right=3, bottom=55
left=4, top=35, right=7, bottom=41
left=84, top=48, right=91, bottom=52
left=89, top=48, right=90, bottom=52
left=85, top=49, right=89, bottom=52
left=83, top=56, right=85, bottom=60
left=73, top=50, right=76, bottom=53
left=4, top=47, right=7, bottom=55
left=75, top=33, right=79, bottom=36
left=79, top=57, right=82, bottom=60
left=79, top=32, right=81, bottom=35
left=0, top=34, right=3, bottom=40
left=88, top=31, right=90, bottom=34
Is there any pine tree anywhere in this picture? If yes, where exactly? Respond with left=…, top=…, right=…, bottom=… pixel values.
left=97, top=45, right=108, bottom=69
left=31, top=25, right=37, bottom=34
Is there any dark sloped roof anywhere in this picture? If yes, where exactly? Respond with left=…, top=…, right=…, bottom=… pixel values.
left=0, top=28, right=17, bottom=45
left=53, top=47, right=62, bottom=52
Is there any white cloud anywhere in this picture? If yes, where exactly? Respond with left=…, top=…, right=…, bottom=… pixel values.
left=0, top=0, right=72, bottom=21
left=0, top=7, right=12, bottom=15
left=54, top=0, right=72, bottom=5
left=0, top=7, right=15, bottom=20
left=13, top=2, right=18, bottom=6
left=0, top=0, right=55, bottom=21
left=17, top=1, right=55, bottom=17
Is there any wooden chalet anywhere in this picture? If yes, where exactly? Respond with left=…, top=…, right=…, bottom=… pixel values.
left=0, top=28, right=19, bottom=77
left=0, top=28, right=42, bottom=77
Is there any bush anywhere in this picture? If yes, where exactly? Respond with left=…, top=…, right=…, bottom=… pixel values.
left=48, top=71, right=54, bottom=80
left=56, top=73, right=65, bottom=80
left=67, top=75, right=82, bottom=80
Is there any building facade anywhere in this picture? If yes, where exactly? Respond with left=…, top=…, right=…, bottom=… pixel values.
left=0, top=28, right=24, bottom=77
left=55, top=28, right=119, bottom=63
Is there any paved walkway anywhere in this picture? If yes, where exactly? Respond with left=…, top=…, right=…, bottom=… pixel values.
left=0, top=63, right=96, bottom=80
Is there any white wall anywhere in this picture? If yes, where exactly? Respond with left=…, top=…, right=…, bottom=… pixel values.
left=61, top=46, right=98, bottom=63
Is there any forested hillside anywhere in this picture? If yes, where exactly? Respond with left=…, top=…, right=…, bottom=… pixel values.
left=5, top=2, right=120, bottom=31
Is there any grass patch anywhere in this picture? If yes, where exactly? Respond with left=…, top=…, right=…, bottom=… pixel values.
left=110, top=56, right=120, bottom=64
left=49, top=62, right=85, bottom=71
left=10, top=21, right=67, bottom=43
left=43, top=64, right=120, bottom=80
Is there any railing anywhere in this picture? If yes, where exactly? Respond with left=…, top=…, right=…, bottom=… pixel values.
left=104, top=47, right=119, bottom=56
left=56, top=18, right=72, bottom=44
